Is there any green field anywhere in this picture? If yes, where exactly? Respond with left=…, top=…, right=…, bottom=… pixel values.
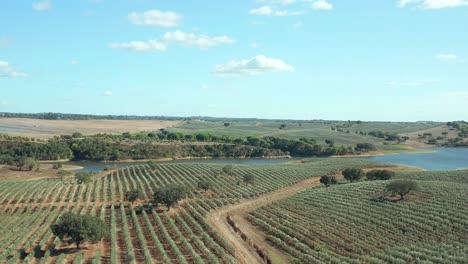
left=169, top=120, right=442, bottom=147
left=248, top=170, right=468, bottom=264
left=0, top=158, right=386, bottom=263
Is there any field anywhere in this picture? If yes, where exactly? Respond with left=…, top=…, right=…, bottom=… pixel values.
left=169, top=120, right=443, bottom=147
left=248, top=170, right=468, bottom=263
left=0, top=118, right=181, bottom=139
left=0, top=158, right=388, bottom=263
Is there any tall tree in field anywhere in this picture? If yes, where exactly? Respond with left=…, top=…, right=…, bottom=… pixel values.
left=342, top=168, right=365, bottom=183
left=126, top=189, right=144, bottom=205
left=153, top=185, right=187, bottom=211
left=243, top=173, right=255, bottom=185
left=386, top=180, right=418, bottom=200
left=320, top=175, right=337, bottom=187
left=51, top=212, right=107, bottom=249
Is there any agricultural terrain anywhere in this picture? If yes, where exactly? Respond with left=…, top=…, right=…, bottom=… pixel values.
left=0, top=158, right=388, bottom=263
left=248, top=169, right=468, bottom=263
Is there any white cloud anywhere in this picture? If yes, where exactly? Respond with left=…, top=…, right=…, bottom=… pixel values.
left=32, top=0, right=51, bottom=11
left=70, top=60, right=80, bottom=65
left=214, top=55, right=294, bottom=77
left=0, top=61, right=27, bottom=78
left=436, top=53, right=458, bottom=60
left=103, top=91, right=113, bottom=96
left=386, top=79, right=439, bottom=87
left=110, top=31, right=234, bottom=52
left=256, top=0, right=297, bottom=4
left=399, top=0, right=468, bottom=9
left=249, top=6, right=302, bottom=16
left=128, top=10, right=181, bottom=27
left=110, top=40, right=167, bottom=52
left=311, top=0, right=333, bottom=10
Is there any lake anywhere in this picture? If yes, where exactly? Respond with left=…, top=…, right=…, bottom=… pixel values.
left=69, top=158, right=299, bottom=173
left=366, top=148, right=468, bottom=171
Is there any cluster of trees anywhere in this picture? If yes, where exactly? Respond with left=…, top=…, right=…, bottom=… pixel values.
left=320, top=169, right=417, bottom=201
left=368, top=131, right=401, bottom=141
left=0, top=112, right=182, bottom=121
left=320, top=168, right=395, bottom=187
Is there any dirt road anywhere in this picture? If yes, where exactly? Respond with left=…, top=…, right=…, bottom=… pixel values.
left=206, top=177, right=322, bottom=264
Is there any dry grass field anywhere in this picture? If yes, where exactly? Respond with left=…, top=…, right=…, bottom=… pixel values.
left=0, top=118, right=181, bottom=138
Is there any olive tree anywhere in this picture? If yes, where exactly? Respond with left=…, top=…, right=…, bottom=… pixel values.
left=243, top=173, right=255, bottom=186
left=320, top=175, right=337, bottom=187
left=342, top=168, right=365, bottom=183
left=366, top=170, right=394, bottom=181
left=153, top=185, right=187, bottom=211
left=75, top=172, right=93, bottom=184
left=386, top=180, right=418, bottom=200
left=51, top=212, right=107, bottom=249
left=222, top=165, right=233, bottom=176
left=126, top=189, right=144, bottom=204
left=197, top=181, right=212, bottom=192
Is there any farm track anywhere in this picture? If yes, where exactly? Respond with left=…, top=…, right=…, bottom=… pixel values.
left=206, top=176, right=323, bottom=264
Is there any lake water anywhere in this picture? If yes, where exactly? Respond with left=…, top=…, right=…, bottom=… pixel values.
left=69, top=158, right=298, bottom=173
left=366, top=148, right=468, bottom=171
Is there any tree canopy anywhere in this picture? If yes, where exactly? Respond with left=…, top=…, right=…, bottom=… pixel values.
left=320, top=175, right=337, bottom=187
left=153, top=185, right=187, bottom=211
left=342, top=168, right=365, bottom=183
left=243, top=173, right=255, bottom=185
left=51, top=212, right=107, bottom=249
left=197, top=181, right=212, bottom=192
left=75, top=172, right=93, bottom=184
left=366, top=170, right=394, bottom=181
left=386, top=180, right=418, bottom=200
left=126, top=189, right=144, bottom=204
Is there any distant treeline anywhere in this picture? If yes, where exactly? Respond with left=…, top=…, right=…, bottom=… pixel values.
left=0, top=132, right=377, bottom=163
left=445, top=121, right=468, bottom=147
left=0, top=112, right=183, bottom=121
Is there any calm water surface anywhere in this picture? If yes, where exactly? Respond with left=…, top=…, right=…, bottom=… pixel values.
left=366, top=148, right=468, bottom=171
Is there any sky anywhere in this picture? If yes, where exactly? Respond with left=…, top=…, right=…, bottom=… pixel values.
left=0, top=0, right=467, bottom=121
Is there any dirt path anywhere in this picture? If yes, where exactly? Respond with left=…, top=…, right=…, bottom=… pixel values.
left=206, top=177, right=322, bottom=264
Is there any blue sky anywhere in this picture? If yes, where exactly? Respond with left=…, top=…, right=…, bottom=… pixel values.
left=1, top=0, right=467, bottom=121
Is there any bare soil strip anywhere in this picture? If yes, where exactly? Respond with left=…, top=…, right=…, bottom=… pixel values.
left=206, top=166, right=416, bottom=264
left=206, top=177, right=322, bottom=264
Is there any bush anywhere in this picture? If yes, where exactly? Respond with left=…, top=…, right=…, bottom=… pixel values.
left=320, top=175, right=337, bottom=187
left=366, top=170, right=394, bottom=181
left=342, top=168, right=365, bottom=182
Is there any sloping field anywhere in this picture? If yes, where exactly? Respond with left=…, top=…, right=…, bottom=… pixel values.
left=0, top=158, right=387, bottom=263
left=248, top=170, right=468, bottom=263
left=0, top=118, right=181, bottom=138
left=170, top=120, right=443, bottom=146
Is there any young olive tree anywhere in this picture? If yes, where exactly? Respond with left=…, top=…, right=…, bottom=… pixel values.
left=126, top=189, right=144, bottom=205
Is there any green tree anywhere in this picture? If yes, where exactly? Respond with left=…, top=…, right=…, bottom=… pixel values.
left=126, top=189, right=144, bottom=204
left=386, top=180, right=418, bottom=200
left=153, top=185, right=186, bottom=211
left=243, top=173, right=255, bottom=185
left=75, top=172, right=93, bottom=184
left=320, top=175, right=337, bottom=187
left=325, top=140, right=335, bottom=147
left=342, top=168, right=365, bottom=183
left=147, top=160, right=157, bottom=170
left=72, top=132, right=83, bottom=138
left=222, top=164, right=233, bottom=175
left=51, top=212, right=107, bottom=249
left=224, top=122, right=230, bottom=127
left=366, top=170, right=394, bottom=181
left=197, top=181, right=212, bottom=192
left=279, top=124, right=287, bottom=130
